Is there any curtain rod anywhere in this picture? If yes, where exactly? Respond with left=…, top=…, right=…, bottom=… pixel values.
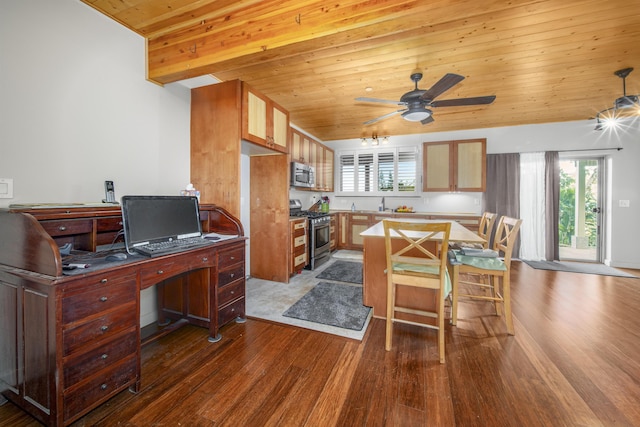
left=494, top=147, right=623, bottom=154
left=556, top=147, right=623, bottom=153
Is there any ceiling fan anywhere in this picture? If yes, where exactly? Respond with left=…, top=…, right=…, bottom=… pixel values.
left=593, top=67, right=640, bottom=130
left=355, top=72, right=496, bottom=125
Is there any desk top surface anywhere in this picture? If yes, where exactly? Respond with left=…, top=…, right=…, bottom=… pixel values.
left=361, top=219, right=485, bottom=244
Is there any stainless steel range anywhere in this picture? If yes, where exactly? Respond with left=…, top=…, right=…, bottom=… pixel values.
left=290, top=199, right=331, bottom=270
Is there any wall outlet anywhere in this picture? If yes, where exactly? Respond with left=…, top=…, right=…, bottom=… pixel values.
left=619, top=200, right=630, bottom=208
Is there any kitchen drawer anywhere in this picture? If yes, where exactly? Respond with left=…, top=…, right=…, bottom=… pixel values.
left=218, top=246, right=244, bottom=268
left=217, top=279, right=244, bottom=307
left=96, top=216, right=124, bottom=232
left=291, top=234, right=306, bottom=250
left=218, top=264, right=244, bottom=288
left=62, top=274, right=136, bottom=324
left=63, top=355, right=137, bottom=422
left=64, top=329, right=137, bottom=387
left=63, top=303, right=137, bottom=356
left=41, top=219, right=93, bottom=237
left=293, top=252, right=307, bottom=270
left=218, top=297, right=245, bottom=326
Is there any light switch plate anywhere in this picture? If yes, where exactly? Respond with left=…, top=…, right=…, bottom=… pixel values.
left=619, top=199, right=630, bottom=208
left=0, top=178, right=13, bottom=199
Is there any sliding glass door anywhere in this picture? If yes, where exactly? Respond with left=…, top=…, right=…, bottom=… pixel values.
left=558, top=157, right=604, bottom=262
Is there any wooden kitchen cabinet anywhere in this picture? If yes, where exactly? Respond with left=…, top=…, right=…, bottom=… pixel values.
left=330, top=214, right=337, bottom=251
left=422, top=138, right=486, bottom=192
left=191, top=81, right=290, bottom=283
left=242, top=83, right=289, bottom=154
left=291, top=128, right=311, bottom=163
left=289, top=218, right=308, bottom=276
left=346, top=213, right=372, bottom=250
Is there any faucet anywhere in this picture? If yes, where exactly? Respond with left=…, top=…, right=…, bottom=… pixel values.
left=381, top=197, right=385, bottom=211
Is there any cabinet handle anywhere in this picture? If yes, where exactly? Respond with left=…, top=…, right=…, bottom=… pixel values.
left=100, top=384, right=108, bottom=391
left=230, top=291, right=235, bottom=295
left=101, top=353, right=108, bottom=360
left=202, top=257, right=208, bottom=262
left=118, top=221, right=123, bottom=225
left=101, top=325, right=109, bottom=332
left=100, top=296, right=108, bottom=302
left=230, top=256, right=235, bottom=260
left=230, top=273, right=235, bottom=278
left=101, top=278, right=108, bottom=284
left=58, top=226, right=67, bottom=231
left=157, top=270, right=164, bottom=274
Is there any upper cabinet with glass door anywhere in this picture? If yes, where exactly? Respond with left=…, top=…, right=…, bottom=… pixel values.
left=422, top=138, right=486, bottom=192
left=242, top=83, right=289, bottom=154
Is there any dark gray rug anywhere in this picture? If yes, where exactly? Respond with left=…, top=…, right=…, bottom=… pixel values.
left=283, top=282, right=371, bottom=331
left=315, top=260, right=363, bottom=284
left=523, top=260, right=638, bottom=278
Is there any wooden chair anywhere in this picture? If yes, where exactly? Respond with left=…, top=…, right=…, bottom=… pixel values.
left=383, top=220, right=451, bottom=363
left=477, top=211, right=498, bottom=248
left=450, top=216, right=522, bottom=335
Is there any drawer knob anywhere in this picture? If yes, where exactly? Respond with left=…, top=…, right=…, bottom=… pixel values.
left=101, top=278, right=108, bottom=284
left=230, top=273, right=235, bottom=278
left=202, top=257, right=208, bottom=262
left=230, top=291, right=235, bottom=295
left=100, top=296, right=108, bottom=302
left=157, top=270, right=164, bottom=274
left=58, top=226, right=67, bottom=231
left=230, top=256, right=235, bottom=260
left=101, top=353, right=108, bottom=360
left=100, top=384, right=108, bottom=391
left=101, top=325, right=109, bottom=332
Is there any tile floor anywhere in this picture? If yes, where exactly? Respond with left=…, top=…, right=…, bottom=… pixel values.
left=245, top=250, right=371, bottom=340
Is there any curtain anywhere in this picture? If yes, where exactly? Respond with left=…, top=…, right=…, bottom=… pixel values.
left=519, top=152, right=546, bottom=260
left=545, top=152, right=560, bottom=260
left=484, top=153, right=520, bottom=257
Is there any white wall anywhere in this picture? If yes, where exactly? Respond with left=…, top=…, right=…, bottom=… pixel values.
left=323, top=119, right=640, bottom=268
left=0, top=0, right=194, bottom=326
left=0, top=1, right=192, bottom=208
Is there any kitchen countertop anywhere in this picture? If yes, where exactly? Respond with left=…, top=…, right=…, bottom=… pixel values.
left=327, top=210, right=480, bottom=217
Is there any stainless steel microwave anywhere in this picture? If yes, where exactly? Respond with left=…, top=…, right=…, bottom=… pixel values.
left=290, top=162, right=315, bottom=188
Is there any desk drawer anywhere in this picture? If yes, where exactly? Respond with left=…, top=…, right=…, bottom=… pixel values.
left=218, top=264, right=244, bottom=288
left=63, top=304, right=137, bottom=356
left=218, top=279, right=244, bottom=307
left=63, top=355, right=137, bottom=422
left=64, top=329, right=137, bottom=387
left=218, top=298, right=245, bottom=326
left=96, top=216, right=124, bottom=232
left=41, top=219, right=93, bottom=237
left=62, top=274, right=136, bottom=324
left=218, top=246, right=244, bottom=269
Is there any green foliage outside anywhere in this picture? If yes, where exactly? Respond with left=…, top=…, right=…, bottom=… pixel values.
left=558, top=162, right=598, bottom=247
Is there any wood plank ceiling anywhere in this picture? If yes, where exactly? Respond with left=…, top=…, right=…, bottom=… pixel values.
left=81, top=0, right=640, bottom=142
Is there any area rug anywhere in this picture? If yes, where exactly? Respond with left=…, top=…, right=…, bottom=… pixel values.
left=315, top=260, right=363, bottom=284
left=522, top=260, right=638, bottom=278
left=283, top=282, right=371, bottom=331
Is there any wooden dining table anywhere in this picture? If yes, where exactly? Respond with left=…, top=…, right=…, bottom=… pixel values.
left=360, top=219, right=486, bottom=323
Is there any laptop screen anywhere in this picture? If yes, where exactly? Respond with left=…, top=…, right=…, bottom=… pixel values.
left=121, top=195, right=203, bottom=253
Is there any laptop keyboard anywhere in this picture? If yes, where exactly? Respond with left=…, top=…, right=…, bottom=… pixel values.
left=135, top=237, right=213, bottom=257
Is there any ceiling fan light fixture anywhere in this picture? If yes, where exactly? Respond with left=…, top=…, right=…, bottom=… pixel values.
left=402, top=109, right=431, bottom=122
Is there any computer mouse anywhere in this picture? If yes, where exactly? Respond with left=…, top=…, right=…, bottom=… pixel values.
left=106, top=253, right=128, bottom=262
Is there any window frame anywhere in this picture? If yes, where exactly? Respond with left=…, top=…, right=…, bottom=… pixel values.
left=336, top=146, right=420, bottom=197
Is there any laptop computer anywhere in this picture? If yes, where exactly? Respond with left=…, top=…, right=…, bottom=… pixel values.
left=121, top=195, right=213, bottom=257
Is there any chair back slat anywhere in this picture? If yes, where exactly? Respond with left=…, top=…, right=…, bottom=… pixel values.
left=492, top=216, right=522, bottom=266
left=478, top=212, right=498, bottom=247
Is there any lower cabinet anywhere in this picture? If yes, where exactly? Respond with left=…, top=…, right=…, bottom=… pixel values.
left=289, top=218, right=308, bottom=276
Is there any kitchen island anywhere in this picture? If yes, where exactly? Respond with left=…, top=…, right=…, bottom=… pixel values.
left=360, top=219, right=485, bottom=324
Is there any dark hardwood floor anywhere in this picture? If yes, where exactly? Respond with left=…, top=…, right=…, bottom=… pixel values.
left=3, top=261, right=640, bottom=426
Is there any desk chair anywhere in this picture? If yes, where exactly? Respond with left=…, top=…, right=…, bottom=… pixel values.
left=383, top=220, right=451, bottom=363
left=451, top=216, right=522, bottom=335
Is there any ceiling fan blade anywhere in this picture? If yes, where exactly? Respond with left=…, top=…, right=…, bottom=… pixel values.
left=420, top=73, right=465, bottom=101
left=431, top=95, right=496, bottom=107
left=355, top=97, right=403, bottom=105
left=363, top=109, right=405, bottom=125
left=421, top=115, right=435, bottom=125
